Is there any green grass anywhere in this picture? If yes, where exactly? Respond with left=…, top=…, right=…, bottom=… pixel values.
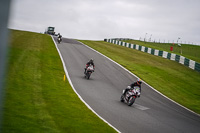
left=2, top=30, right=116, bottom=133
left=79, top=40, right=200, bottom=114
left=124, top=40, right=200, bottom=63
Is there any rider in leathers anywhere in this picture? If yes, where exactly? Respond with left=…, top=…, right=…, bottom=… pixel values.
left=58, top=33, right=62, bottom=41
left=84, top=59, right=95, bottom=74
left=123, top=79, right=142, bottom=97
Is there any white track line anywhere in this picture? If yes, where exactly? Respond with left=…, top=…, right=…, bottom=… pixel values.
left=51, top=36, right=121, bottom=133
left=78, top=41, right=200, bottom=117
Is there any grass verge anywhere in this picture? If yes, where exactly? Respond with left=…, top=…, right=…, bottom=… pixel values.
left=124, top=40, right=200, bottom=62
left=2, top=30, right=116, bottom=133
left=79, top=40, right=200, bottom=114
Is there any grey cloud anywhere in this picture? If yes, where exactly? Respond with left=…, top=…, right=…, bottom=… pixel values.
left=8, top=0, right=200, bottom=45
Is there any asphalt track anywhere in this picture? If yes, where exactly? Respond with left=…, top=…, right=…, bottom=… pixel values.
left=53, top=37, right=200, bottom=133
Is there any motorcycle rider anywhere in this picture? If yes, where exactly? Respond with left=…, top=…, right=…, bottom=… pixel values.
left=84, top=59, right=95, bottom=74
left=123, top=79, right=142, bottom=97
left=57, top=33, right=62, bottom=42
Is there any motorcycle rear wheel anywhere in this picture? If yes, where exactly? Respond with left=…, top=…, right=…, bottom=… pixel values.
left=120, top=95, right=124, bottom=102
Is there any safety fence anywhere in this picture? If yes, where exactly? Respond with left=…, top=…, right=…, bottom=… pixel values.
left=104, top=39, right=200, bottom=73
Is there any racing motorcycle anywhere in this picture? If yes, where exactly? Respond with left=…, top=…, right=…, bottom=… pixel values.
left=57, top=37, right=62, bottom=43
left=120, top=86, right=140, bottom=106
left=84, top=65, right=94, bottom=79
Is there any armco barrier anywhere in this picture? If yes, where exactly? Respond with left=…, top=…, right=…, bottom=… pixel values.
left=104, top=38, right=200, bottom=72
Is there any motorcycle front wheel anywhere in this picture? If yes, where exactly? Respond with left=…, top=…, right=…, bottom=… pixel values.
left=127, top=96, right=135, bottom=106
left=86, top=72, right=91, bottom=79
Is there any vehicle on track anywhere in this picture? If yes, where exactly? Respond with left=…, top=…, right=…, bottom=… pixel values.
left=84, top=65, right=94, bottom=79
left=57, top=33, right=62, bottom=44
left=57, top=37, right=61, bottom=43
left=44, top=27, right=55, bottom=35
left=120, top=86, right=140, bottom=106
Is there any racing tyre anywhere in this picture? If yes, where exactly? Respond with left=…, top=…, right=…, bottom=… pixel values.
left=120, top=95, right=124, bottom=102
left=127, top=96, right=135, bottom=106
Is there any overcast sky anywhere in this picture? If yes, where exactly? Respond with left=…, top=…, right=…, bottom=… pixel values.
left=8, top=0, right=200, bottom=45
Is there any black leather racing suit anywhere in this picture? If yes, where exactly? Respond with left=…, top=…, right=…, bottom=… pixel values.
left=123, top=82, right=141, bottom=96
left=58, top=34, right=62, bottom=41
left=84, top=61, right=95, bottom=73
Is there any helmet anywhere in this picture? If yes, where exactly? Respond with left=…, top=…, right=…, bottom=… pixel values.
left=89, top=58, right=93, bottom=63
left=137, top=78, right=142, bottom=84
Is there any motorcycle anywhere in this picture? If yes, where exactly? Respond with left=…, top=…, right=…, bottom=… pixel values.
left=57, top=37, right=62, bottom=43
left=120, top=86, right=140, bottom=106
left=84, top=65, right=94, bottom=79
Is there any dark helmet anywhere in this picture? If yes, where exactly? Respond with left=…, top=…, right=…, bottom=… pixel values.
left=89, top=58, right=94, bottom=63
left=137, top=78, right=142, bottom=84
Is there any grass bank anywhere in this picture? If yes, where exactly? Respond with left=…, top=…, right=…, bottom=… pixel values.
left=2, top=30, right=116, bottom=133
left=79, top=40, right=200, bottom=114
left=124, top=40, right=200, bottom=62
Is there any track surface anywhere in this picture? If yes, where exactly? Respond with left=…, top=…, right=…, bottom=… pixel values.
left=54, top=37, right=200, bottom=133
